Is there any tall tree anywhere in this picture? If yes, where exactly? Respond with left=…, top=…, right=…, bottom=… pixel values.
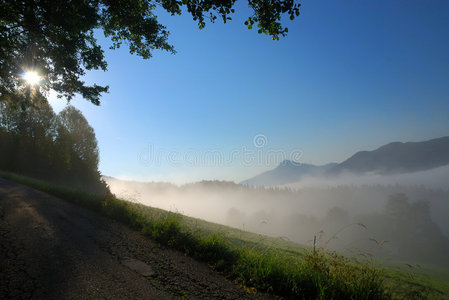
left=0, top=98, right=56, bottom=175
left=56, top=105, right=99, bottom=173
left=0, top=100, right=107, bottom=193
left=0, top=0, right=301, bottom=105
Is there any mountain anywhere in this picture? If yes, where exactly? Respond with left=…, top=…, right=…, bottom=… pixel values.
left=240, top=161, right=337, bottom=186
left=330, top=136, right=449, bottom=175
left=241, top=136, right=449, bottom=186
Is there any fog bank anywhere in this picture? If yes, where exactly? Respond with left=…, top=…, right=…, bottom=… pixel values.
left=104, top=167, right=449, bottom=266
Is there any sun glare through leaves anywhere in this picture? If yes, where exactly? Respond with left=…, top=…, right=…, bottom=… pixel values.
left=22, top=71, right=41, bottom=85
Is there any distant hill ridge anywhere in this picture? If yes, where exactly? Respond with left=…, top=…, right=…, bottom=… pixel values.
left=332, top=136, right=449, bottom=175
left=241, top=136, right=449, bottom=186
left=240, top=161, right=337, bottom=186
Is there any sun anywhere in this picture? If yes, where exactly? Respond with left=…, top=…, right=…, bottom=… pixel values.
left=22, top=71, right=41, bottom=85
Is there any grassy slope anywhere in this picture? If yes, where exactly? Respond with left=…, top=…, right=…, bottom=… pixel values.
left=144, top=205, right=449, bottom=299
left=1, top=171, right=448, bottom=299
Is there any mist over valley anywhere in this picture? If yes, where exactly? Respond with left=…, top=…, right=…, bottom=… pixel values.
left=106, top=137, right=449, bottom=267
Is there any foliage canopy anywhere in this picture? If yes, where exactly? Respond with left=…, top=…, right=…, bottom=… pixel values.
left=0, top=0, right=301, bottom=106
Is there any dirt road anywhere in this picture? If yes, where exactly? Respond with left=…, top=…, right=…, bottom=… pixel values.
left=0, top=179, right=272, bottom=299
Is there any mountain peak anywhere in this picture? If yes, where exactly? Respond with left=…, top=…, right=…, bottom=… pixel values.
left=241, top=161, right=336, bottom=186
left=330, top=136, right=449, bottom=175
left=241, top=137, right=449, bottom=186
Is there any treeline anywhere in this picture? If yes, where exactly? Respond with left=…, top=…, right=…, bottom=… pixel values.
left=278, top=194, right=449, bottom=266
left=0, top=99, right=107, bottom=194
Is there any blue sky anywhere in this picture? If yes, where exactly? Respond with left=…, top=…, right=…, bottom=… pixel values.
left=49, top=0, right=449, bottom=183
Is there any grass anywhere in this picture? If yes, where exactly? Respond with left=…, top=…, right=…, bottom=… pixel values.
left=380, top=262, right=449, bottom=300
left=1, top=171, right=448, bottom=299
